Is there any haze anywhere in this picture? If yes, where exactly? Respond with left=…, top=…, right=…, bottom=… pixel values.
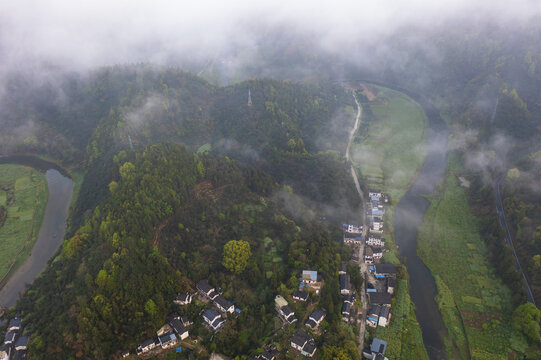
left=1, top=0, right=540, bottom=78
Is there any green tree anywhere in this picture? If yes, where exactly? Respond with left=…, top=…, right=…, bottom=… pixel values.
left=222, top=240, right=252, bottom=274
left=512, top=303, right=541, bottom=343
left=119, top=161, right=135, bottom=181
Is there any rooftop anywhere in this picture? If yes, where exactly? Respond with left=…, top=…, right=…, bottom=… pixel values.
left=368, top=292, right=392, bottom=305
left=370, top=338, right=387, bottom=355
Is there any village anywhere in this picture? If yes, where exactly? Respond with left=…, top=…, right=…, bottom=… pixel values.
left=0, top=189, right=396, bottom=360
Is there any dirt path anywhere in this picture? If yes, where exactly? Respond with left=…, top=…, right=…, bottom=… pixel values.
left=345, top=91, right=368, bottom=353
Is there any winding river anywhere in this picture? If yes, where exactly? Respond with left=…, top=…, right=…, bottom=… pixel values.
left=392, top=98, right=449, bottom=359
left=0, top=155, right=74, bottom=308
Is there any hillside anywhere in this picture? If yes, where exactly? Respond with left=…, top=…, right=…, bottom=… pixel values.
left=16, top=143, right=359, bottom=359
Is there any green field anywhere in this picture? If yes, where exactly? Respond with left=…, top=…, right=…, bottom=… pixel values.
left=352, top=85, right=428, bottom=203
left=0, top=164, right=48, bottom=284
left=417, top=156, right=529, bottom=359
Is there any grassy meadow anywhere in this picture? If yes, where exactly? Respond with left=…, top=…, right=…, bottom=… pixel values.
left=417, top=156, right=529, bottom=359
left=351, top=84, right=428, bottom=203
left=0, top=164, right=48, bottom=283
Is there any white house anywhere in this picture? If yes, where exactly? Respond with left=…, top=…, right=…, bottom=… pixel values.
left=373, top=247, right=383, bottom=260
left=203, top=309, right=225, bottom=331
left=366, top=235, right=385, bottom=247
left=378, top=305, right=391, bottom=327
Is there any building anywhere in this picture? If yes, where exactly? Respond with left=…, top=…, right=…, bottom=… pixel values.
left=370, top=338, right=387, bottom=359
left=372, top=247, right=383, bottom=260
left=290, top=331, right=316, bottom=357
left=137, top=338, right=158, bottom=355
left=203, top=309, right=225, bottom=331
left=261, top=349, right=279, bottom=360
left=339, top=262, right=347, bottom=275
left=174, top=293, right=192, bottom=305
left=169, top=319, right=189, bottom=340
left=374, top=264, right=397, bottom=278
left=368, top=292, right=392, bottom=306
left=275, top=295, right=289, bottom=310
left=4, top=331, right=16, bottom=345
left=344, top=236, right=363, bottom=245
left=367, top=282, right=377, bottom=293
left=341, top=302, right=351, bottom=321
left=0, top=346, right=11, bottom=360
left=292, top=290, right=309, bottom=302
left=7, top=317, right=22, bottom=332
left=365, top=246, right=374, bottom=263
left=387, top=278, right=396, bottom=294
left=339, top=273, right=351, bottom=295
left=181, top=316, right=193, bottom=327
left=367, top=304, right=381, bottom=327
left=302, top=270, right=318, bottom=284
left=196, top=279, right=218, bottom=300
left=372, top=217, right=384, bottom=232
left=378, top=305, right=391, bottom=327
left=214, top=295, right=235, bottom=314
left=305, top=309, right=326, bottom=330
left=343, top=294, right=355, bottom=305
left=158, top=332, right=178, bottom=349
left=14, top=335, right=29, bottom=351
left=121, top=350, right=130, bottom=358
left=302, top=270, right=322, bottom=290
left=366, top=235, right=385, bottom=247
left=279, top=305, right=297, bottom=324
left=343, top=223, right=362, bottom=234
left=369, top=189, right=382, bottom=198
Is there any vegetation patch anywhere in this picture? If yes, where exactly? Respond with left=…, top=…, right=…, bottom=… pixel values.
left=0, top=164, right=48, bottom=283
left=417, top=156, right=530, bottom=359
left=352, top=85, right=428, bottom=195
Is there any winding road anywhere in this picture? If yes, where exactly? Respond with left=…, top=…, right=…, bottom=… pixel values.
left=345, top=91, right=368, bottom=353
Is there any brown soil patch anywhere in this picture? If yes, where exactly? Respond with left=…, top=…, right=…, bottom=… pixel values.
left=360, top=83, right=376, bottom=101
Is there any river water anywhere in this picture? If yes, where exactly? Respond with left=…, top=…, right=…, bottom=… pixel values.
left=0, top=155, right=74, bottom=308
left=393, top=107, right=449, bottom=358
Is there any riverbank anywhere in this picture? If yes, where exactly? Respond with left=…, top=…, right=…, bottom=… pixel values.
left=0, top=165, right=48, bottom=287
left=0, top=156, right=75, bottom=308
left=417, top=155, right=529, bottom=359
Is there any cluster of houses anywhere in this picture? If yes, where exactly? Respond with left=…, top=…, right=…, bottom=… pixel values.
left=131, top=311, right=190, bottom=357
left=364, top=234, right=385, bottom=263
left=125, top=279, right=239, bottom=358
left=271, top=269, right=329, bottom=357
left=366, top=264, right=396, bottom=329
left=0, top=316, right=28, bottom=360
left=367, top=190, right=387, bottom=233
left=343, top=222, right=363, bottom=246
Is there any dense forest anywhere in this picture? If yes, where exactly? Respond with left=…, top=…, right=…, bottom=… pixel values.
left=1, top=68, right=363, bottom=359
left=500, top=154, right=541, bottom=304
left=17, top=143, right=359, bottom=359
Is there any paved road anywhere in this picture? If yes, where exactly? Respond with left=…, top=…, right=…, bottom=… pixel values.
left=494, top=174, right=536, bottom=305
left=345, top=91, right=368, bottom=352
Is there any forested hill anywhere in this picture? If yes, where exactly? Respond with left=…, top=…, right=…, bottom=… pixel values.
left=0, top=66, right=359, bottom=224
left=17, top=143, right=355, bottom=359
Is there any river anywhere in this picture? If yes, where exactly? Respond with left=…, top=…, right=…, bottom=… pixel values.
left=0, top=155, right=74, bottom=308
left=392, top=103, right=449, bottom=359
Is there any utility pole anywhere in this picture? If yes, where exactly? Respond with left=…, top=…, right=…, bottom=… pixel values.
left=248, top=89, right=252, bottom=107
